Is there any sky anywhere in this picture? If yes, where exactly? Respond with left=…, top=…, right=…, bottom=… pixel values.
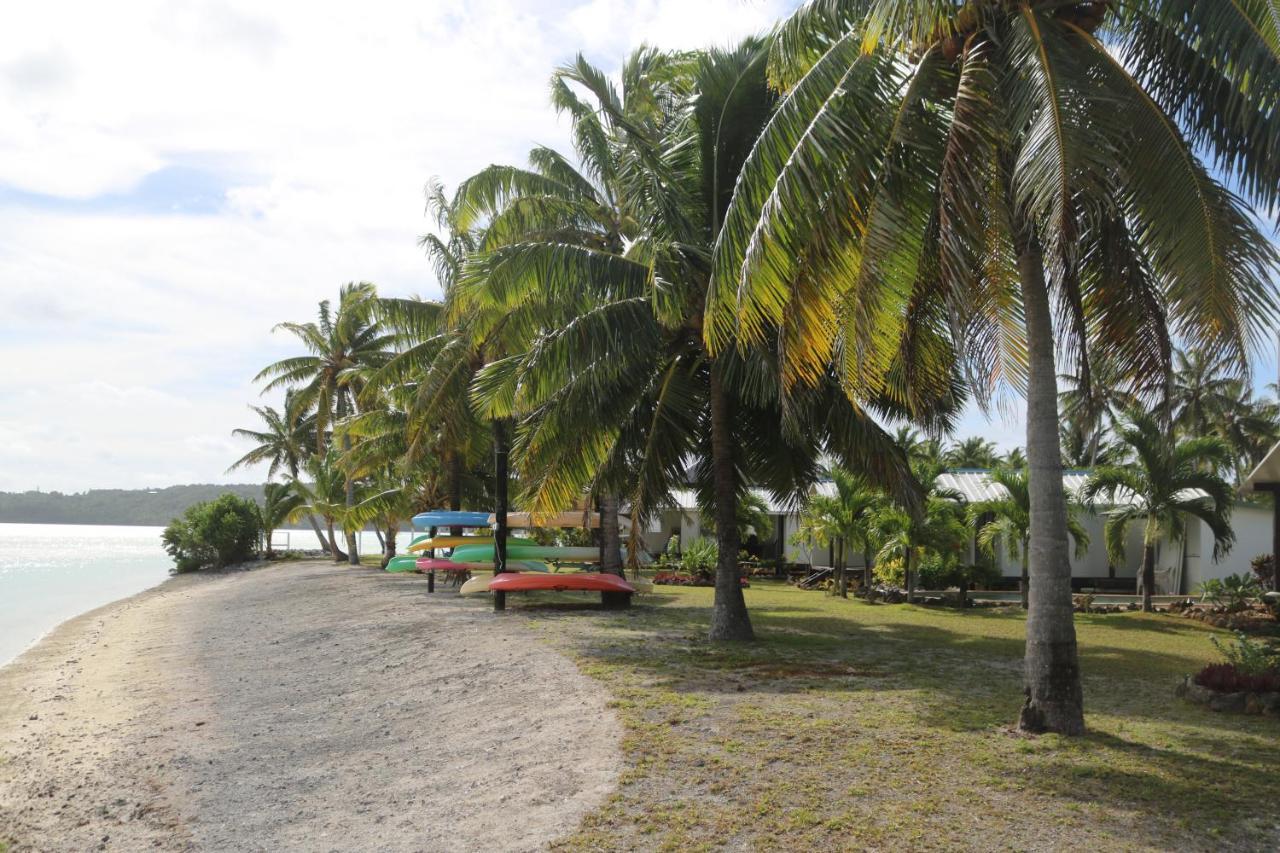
left=1, top=1, right=1273, bottom=494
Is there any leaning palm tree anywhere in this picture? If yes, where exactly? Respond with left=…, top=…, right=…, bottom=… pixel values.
left=707, top=1, right=1280, bottom=734
left=1084, top=410, right=1236, bottom=612
left=256, top=283, right=394, bottom=565
left=968, top=467, right=1089, bottom=610
left=227, top=389, right=334, bottom=554
left=259, top=482, right=305, bottom=558
left=294, top=452, right=353, bottom=565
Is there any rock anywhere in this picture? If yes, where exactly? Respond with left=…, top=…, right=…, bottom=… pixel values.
left=1208, top=691, right=1247, bottom=713
left=1262, top=692, right=1280, bottom=715
left=1245, top=693, right=1266, bottom=715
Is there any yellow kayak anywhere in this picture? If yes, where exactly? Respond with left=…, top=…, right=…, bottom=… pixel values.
left=408, top=535, right=534, bottom=553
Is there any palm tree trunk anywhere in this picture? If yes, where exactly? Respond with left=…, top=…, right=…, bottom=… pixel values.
left=326, top=518, right=345, bottom=562
left=1021, top=539, right=1030, bottom=611
left=707, top=359, right=753, bottom=641
left=1140, top=544, right=1156, bottom=612
left=306, top=513, right=331, bottom=555
left=905, top=544, right=916, bottom=602
left=1016, top=235, right=1085, bottom=736
left=493, top=419, right=510, bottom=612
left=383, top=524, right=397, bottom=569
left=448, top=450, right=463, bottom=538
left=600, top=493, right=623, bottom=576
left=343, top=430, right=359, bottom=566
left=836, top=538, right=848, bottom=598
left=864, top=549, right=873, bottom=591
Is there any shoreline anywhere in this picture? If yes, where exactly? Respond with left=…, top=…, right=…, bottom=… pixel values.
left=0, top=560, right=621, bottom=851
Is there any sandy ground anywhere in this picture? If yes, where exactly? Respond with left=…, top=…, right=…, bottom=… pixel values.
left=0, top=561, right=621, bottom=852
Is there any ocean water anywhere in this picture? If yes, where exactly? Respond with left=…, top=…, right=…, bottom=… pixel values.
left=0, top=523, right=391, bottom=667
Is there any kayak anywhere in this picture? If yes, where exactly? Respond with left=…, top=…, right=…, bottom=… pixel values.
left=489, top=572, right=636, bottom=594
left=450, top=544, right=616, bottom=563
left=412, top=510, right=492, bottom=530
left=407, top=535, right=534, bottom=553
left=386, top=555, right=422, bottom=573
left=415, top=558, right=548, bottom=573
left=461, top=571, right=652, bottom=595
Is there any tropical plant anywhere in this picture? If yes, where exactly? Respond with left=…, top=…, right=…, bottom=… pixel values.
left=968, top=466, right=1089, bottom=610
left=870, top=460, right=967, bottom=601
left=465, top=43, right=950, bottom=638
left=944, top=436, right=999, bottom=469
left=1198, top=574, right=1262, bottom=612
left=227, top=390, right=333, bottom=554
left=1210, top=630, right=1280, bottom=676
left=794, top=467, right=883, bottom=597
left=295, top=452, right=353, bottom=565
left=1058, top=361, right=1141, bottom=468
left=161, top=493, right=262, bottom=574
left=1085, top=410, right=1236, bottom=612
left=258, top=482, right=305, bottom=558
left=680, top=537, right=719, bottom=579
left=706, top=0, right=1280, bottom=734
left=256, top=283, right=393, bottom=564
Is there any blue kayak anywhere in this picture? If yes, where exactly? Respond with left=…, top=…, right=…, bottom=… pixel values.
left=411, top=510, right=493, bottom=530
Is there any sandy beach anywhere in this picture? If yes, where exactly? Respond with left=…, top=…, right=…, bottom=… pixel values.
left=0, top=561, right=621, bottom=852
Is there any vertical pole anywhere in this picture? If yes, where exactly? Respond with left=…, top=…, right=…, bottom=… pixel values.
left=427, top=525, right=437, bottom=594
left=494, top=419, right=509, bottom=612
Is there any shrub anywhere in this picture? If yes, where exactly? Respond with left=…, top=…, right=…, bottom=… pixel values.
left=162, top=493, right=262, bottom=573
left=1251, top=554, right=1275, bottom=587
left=680, top=538, right=718, bottom=578
left=1197, top=574, right=1262, bottom=611
left=1193, top=663, right=1280, bottom=694
left=1211, top=631, right=1280, bottom=676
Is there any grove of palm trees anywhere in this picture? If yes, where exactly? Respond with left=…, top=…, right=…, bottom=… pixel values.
left=232, top=0, right=1280, bottom=744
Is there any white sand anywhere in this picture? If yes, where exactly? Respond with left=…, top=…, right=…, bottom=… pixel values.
left=0, top=561, right=621, bottom=852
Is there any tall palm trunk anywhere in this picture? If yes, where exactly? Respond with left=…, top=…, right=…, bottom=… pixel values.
left=863, top=549, right=873, bottom=591
left=342, top=430, right=359, bottom=566
left=1020, top=537, right=1030, bottom=610
left=905, top=541, right=916, bottom=602
left=707, top=360, right=753, bottom=641
left=600, top=493, right=623, bottom=576
left=493, top=419, right=510, bottom=612
left=1140, top=544, right=1156, bottom=613
left=306, top=513, right=331, bottom=555
left=326, top=518, right=345, bottom=563
left=1017, top=236, right=1085, bottom=736
left=448, top=450, right=463, bottom=537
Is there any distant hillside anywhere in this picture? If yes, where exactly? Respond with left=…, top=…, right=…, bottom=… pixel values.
left=0, top=484, right=271, bottom=526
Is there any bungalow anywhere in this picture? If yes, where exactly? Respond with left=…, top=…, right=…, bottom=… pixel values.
left=641, top=471, right=1273, bottom=595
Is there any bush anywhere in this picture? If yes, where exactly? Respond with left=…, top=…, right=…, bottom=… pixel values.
left=680, top=538, right=718, bottom=578
left=1211, top=631, right=1280, bottom=676
left=162, top=493, right=262, bottom=573
left=1193, top=663, right=1280, bottom=694
left=1251, top=554, right=1275, bottom=587
left=1197, top=574, right=1262, bottom=611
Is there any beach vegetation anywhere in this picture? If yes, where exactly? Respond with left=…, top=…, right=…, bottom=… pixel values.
left=161, top=493, right=261, bottom=573
left=258, top=482, right=305, bottom=558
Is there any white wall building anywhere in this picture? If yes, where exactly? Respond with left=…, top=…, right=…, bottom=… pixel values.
left=639, top=471, right=1273, bottom=594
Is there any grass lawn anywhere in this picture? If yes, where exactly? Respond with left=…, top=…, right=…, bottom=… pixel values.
left=510, top=581, right=1279, bottom=851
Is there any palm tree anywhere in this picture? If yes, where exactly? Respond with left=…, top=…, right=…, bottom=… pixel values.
left=707, top=1, right=1280, bottom=734
left=259, top=482, right=305, bottom=558
left=227, top=390, right=334, bottom=554
left=465, top=44, right=953, bottom=637
left=1214, top=380, right=1280, bottom=483
left=295, top=452, right=352, bottom=564
left=968, top=467, right=1089, bottom=610
left=795, top=467, right=883, bottom=597
left=945, top=436, right=998, bottom=469
left=1171, top=349, right=1239, bottom=439
left=1059, top=360, right=1140, bottom=467
left=1084, top=410, right=1236, bottom=612
left=872, top=489, right=967, bottom=602
left=256, top=283, right=394, bottom=565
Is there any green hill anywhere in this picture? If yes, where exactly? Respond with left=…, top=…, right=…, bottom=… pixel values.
left=0, top=484, right=272, bottom=526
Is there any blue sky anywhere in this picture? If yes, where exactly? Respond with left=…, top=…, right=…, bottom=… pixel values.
left=0, top=0, right=1274, bottom=492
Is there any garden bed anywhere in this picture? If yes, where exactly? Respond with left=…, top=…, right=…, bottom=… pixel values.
left=1176, top=676, right=1280, bottom=716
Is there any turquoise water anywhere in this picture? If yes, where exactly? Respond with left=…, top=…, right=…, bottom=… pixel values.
left=0, top=524, right=394, bottom=667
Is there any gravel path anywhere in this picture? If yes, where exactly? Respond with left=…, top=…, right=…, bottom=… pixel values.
left=0, top=561, right=621, bottom=852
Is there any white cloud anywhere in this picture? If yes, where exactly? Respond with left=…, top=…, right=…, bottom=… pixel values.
left=0, top=0, right=798, bottom=492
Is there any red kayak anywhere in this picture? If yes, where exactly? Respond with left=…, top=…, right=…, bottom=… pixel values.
left=488, top=572, right=635, bottom=594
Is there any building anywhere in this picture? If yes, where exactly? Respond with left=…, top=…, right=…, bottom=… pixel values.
left=639, top=470, right=1274, bottom=594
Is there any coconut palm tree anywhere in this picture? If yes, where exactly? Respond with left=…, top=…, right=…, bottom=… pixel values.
left=1084, top=410, right=1236, bottom=612
left=1214, top=380, right=1280, bottom=483
left=968, top=467, right=1089, bottom=610
left=466, top=43, right=956, bottom=638
left=1059, top=360, right=1141, bottom=467
left=227, top=390, right=335, bottom=555
left=1171, top=349, right=1240, bottom=439
left=295, top=452, right=352, bottom=564
left=707, top=1, right=1280, bottom=734
left=795, top=467, right=883, bottom=597
left=257, top=283, right=394, bottom=565
left=945, top=436, right=998, bottom=469
left=259, top=482, right=305, bottom=558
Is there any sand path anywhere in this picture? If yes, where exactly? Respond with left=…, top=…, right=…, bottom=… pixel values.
left=0, top=561, right=621, bottom=852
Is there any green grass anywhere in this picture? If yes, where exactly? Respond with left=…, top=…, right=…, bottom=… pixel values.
left=511, top=581, right=1280, bottom=851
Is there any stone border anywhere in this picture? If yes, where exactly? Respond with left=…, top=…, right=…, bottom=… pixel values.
left=1176, top=675, right=1280, bottom=716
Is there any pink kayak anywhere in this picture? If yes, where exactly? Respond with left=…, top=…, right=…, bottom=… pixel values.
left=416, top=558, right=484, bottom=572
